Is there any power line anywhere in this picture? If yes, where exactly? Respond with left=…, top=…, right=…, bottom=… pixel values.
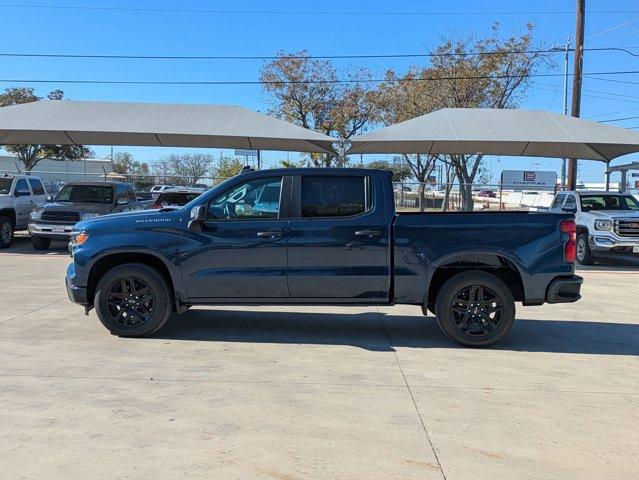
left=2, top=4, right=639, bottom=16
left=0, top=69, right=638, bottom=86
left=599, top=115, right=639, bottom=123
left=0, top=46, right=636, bottom=61
left=586, top=106, right=639, bottom=118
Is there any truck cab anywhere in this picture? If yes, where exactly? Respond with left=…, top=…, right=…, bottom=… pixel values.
left=550, top=190, right=639, bottom=264
left=0, top=174, right=48, bottom=248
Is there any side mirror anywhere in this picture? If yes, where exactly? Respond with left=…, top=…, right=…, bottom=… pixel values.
left=116, top=198, right=129, bottom=206
left=562, top=206, right=577, bottom=214
left=46, top=195, right=53, bottom=203
left=188, top=205, right=207, bottom=231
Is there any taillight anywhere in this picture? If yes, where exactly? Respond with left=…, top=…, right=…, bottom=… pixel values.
left=560, top=219, right=576, bottom=263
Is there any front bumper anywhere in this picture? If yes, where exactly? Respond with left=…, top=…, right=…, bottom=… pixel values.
left=589, top=234, right=639, bottom=253
left=65, top=262, right=88, bottom=305
left=28, top=222, right=75, bottom=238
left=545, top=275, right=583, bottom=303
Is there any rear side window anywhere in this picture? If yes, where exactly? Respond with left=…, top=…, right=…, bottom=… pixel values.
left=28, top=178, right=45, bottom=195
left=301, top=176, right=368, bottom=218
left=551, top=194, right=565, bottom=209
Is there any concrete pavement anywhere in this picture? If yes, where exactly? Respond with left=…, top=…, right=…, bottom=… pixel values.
left=0, top=234, right=637, bottom=479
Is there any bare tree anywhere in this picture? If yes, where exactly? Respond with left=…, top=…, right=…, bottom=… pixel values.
left=165, top=154, right=212, bottom=186
left=260, top=50, right=375, bottom=167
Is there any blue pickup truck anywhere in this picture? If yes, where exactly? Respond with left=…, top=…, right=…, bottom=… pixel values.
left=66, top=168, right=582, bottom=347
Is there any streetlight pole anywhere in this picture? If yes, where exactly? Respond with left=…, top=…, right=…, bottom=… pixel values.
left=567, top=0, right=585, bottom=190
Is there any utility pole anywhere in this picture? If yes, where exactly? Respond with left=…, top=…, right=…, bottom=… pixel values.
left=561, top=36, right=570, bottom=188
left=567, top=0, right=585, bottom=190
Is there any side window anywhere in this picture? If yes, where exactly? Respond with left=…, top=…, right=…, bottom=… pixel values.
left=208, top=177, right=282, bottom=220
left=114, top=185, right=126, bottom=202
left=28, top=178, right=45, bottom=195
left=301, top=175, right=368, bottom=218
left=15, top=178, right=30, bottom=195
left=564, top=195, right=577, bottom=210
left=126, top=186, right=137, bottom=201
left=551, top=194, right=565, bottom=209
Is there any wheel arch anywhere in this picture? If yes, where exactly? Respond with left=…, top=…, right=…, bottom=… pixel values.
left=424, top=251, right=525, bottom=312
left=86, top=251, right=185, bottom=313
left=0, top=208, right=16, bottom=226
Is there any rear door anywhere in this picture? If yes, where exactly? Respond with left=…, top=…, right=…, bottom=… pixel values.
left=287, top=172, right=391, bottom=301
left=13, top=178, right=33, bottom=227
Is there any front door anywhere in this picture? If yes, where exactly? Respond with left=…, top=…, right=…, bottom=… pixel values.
left=287, top=173, right=391, bottom=301
left=180, top=175, right=291, bottom=301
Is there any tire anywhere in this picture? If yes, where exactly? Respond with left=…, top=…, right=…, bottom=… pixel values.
left=0, top=216, right=13, bottom=248
left=94, top=263, right=173, bottom=337
left=434, top=271, right=516, bottom=348
left=576, top=233, right=595, bottom=265
left=31, top=236, right=51, bottom=250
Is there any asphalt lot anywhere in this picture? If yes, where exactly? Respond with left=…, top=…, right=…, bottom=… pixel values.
left=1, top=233, right=638, bottom=480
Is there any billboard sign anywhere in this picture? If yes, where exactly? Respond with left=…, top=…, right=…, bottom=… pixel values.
left=500, top=170, right=557, bottom=191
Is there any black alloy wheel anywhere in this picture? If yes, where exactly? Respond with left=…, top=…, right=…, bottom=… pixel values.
left=434, top=271, right=515, bottom=347
left=106, top=276, right=156, bottom=328
left=94, top=263, right=173, bottom=337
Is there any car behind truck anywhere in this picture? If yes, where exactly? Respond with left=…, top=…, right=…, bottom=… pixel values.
left=66, top=168, right=582, bottom=347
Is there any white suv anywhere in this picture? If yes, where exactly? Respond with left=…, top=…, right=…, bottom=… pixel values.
left=0, top=175, right=48, bottom=248
left=550, top=190, right=639, bottom=264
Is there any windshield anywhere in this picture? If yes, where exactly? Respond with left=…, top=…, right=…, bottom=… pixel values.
left=580, top=194, right=639, bottom=211
left=55, top=184, right=114, bottom=204
left=0, top=177, right=12, bottom=195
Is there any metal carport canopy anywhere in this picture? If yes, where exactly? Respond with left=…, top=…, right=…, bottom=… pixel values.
left=0, top=100, right=336, bottom=153
left=349, top=108, right=639, bottom=161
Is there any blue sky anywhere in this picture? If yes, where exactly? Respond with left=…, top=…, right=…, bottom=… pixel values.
left=2, top=0, right=639, bottom=184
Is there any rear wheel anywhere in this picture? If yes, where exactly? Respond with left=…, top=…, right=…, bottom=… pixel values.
left=31, top=236, right=51, bottom=250
left=94, top=263, right=172, bottom=337
left=0, top=216, right=13, bottom=248
left=576, top=233, right=595, bottom=265
left=434, top=271, right=515, bottom=347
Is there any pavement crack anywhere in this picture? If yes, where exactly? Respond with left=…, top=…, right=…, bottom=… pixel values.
left=0, top=298, right=67, bottom=326
left=376, top=307, right=447, bottom=480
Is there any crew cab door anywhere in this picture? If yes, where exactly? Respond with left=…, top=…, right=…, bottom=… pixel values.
left=180, top=175, right=291, bottom=300
left=286, top=172, right=391, bottom=301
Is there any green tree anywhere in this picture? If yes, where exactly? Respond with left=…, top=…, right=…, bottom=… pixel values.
left=367, top=160, right=413, bottom=182
left=0, top=87, right=92, bottom=171
left=215, top=156, right=244, bottom=179
left=112, top=152, right=151, bottom=188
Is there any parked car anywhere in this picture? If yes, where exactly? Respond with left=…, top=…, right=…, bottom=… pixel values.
left=66, top=168, right=582, bottom=347
left=0, top=174, right=48, bottom=248
left=150, top=187, right=205, bottom=209
left=28, top=181, right=143, bottom=250
left=477, top=189, right=497, bottom=198
left=149, top=184, right=178, bottom=200
left=550, top=190, right=639, bottom=264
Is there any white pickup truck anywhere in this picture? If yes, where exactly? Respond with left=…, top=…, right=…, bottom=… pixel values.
left=550, top=190, right=639, bottom=264
left=0, top=174, right=48, bottom=248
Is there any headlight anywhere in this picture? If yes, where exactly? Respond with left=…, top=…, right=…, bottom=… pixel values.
left=594, top=219, right=613, bottom=231
left=81, top=213, right=101, bottom=221
left=70, top=231, right=89, bottom=246
left=30, top=210, right=42, bottom=220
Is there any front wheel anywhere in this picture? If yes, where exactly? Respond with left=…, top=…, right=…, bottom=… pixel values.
left=0, top=216, right=13, bottom=248
left=434, top=271, right=515, bottom=347
left=31, top=236, right=51, bottom=250
left=94, top=263, right=173, bottom=337
left=576, top=233, right=595, bottom=265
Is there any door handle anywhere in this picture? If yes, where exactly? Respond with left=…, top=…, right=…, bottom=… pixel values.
left=257, top=231, right=282, bottom=238
left=355, top=230, right=381, bottom=237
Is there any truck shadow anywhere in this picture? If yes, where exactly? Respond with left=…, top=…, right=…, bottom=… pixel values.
left=156, top=309, right=639, bottom=356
